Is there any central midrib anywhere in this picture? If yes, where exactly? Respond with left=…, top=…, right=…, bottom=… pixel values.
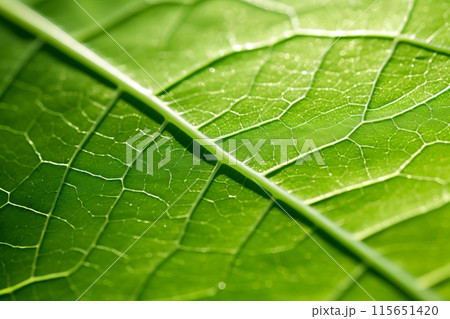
left=0, top=0, right=442, bottom=301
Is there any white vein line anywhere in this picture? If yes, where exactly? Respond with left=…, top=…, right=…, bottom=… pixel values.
left=253, top=179, right=376, bottom=301
left=76, top=181, right=197, bottom=300
left=71, top=0, right=200, bottom=126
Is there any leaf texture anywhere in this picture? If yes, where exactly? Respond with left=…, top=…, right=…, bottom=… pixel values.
left=0, top=0, right=449, bottom=300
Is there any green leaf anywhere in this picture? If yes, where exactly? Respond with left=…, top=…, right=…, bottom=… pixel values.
left=0, top=0, right=448, bottom=301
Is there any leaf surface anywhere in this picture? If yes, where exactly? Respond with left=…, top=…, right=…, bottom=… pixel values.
left=0, top=0, right=449, bottom=300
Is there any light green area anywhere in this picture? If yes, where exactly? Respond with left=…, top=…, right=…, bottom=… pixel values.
left=0, top=0, right=448, bottom=300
